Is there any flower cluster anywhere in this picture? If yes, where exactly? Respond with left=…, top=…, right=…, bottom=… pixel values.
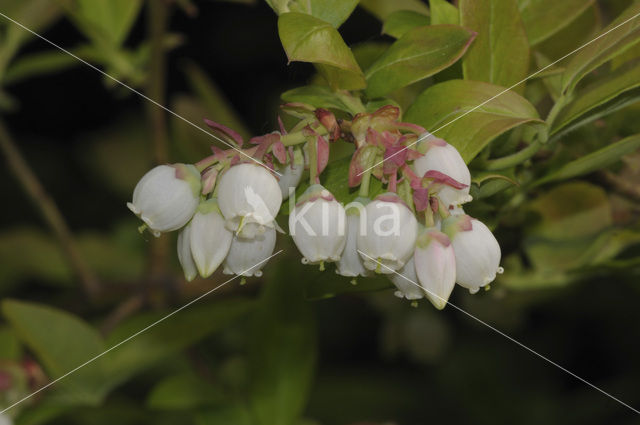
left=128, top=104, right=503, bottom=309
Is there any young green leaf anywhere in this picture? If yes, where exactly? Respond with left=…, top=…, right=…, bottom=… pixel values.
left=382, top=10, right=430, bottom=39
left=430, top=0, right=459, bottom=25
left=534, top=133, right=640, bottom=185
left=147, top=373, right=226, bottom=410
left=460, top=0, right=530, bottom=92
left=561, top=0, right=640, bottom=94
left=365, top=25, right=476, bottom=98
left=71, top=0, right=143, bottom=46
left=248, top=266, right=317, bottom=425
left=552, top=59, right=640, bottom=135
left=359, top=0, right=430, bottom=21
left=405, top=79, right=545, bottom=162
left=278, top=13, right=366, bottom=90
left=517, top=0, right=595, bottom=46
left=266, top=0, right=359, bottom=27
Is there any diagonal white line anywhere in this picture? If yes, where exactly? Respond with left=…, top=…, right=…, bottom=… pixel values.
left=0, top=250, right=283, bottom=415
left=0, top=11, right=282, bottom=176
left=358, top=10, right=640, bottom=176
left=357, top=249, right=640, bottom=415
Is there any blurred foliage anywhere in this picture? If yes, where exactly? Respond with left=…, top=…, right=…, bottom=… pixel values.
left=1, top=0, right=640, bottom=424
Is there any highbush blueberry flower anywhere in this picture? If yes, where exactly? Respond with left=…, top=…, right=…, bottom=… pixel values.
left=357, top=193, right=418, bottom=273
left=177, top=223, right=197, bottom=282
left=189, top=200, right=233, bottom=278
left=217, top=163, right=282, bottom=238
left=0, top=413, right=12, bottom=425
left=289, top=184, right=346, bottom=265
left=414, top=228, right=456, bottom=310
left=443, top=215, right=502, bottom=293
left=277, top=148, right=304, bottom=200
left=127, top=164, right=201, bottom=236
left=336, top=199, right=370, bottom=277
left=390, top=256, right=423, bottom=300
left=413, top=137, right=472, bottom=207
left=223, top=226, right=276, bottom=277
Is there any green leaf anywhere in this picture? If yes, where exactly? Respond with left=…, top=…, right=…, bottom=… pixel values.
left=359, top=0, right=430, bottom=21
left=73, top=0, right=143, bottom=46
left=405, top=79, right=545, bottom=162
left=535, top=4, right=601, bottom=61
left=561, top=0, right=640, bottom=94
left=104, top=298, right=255, bottom=389
left=3, top=50, right=78, bottom=85
left=460, top=0, right=530, bottom=92
left=528, top=181, right=612, bottom=240
left=382, top=10, right=430, bottom=39
left=147, top=373, right=226, bottom=410
left=195, top=405, right=253, bottom=425
left=517, top=0, right=595, bottom=46
left=248, top=267, right=317, bottom=425
left=352, top=42, right=390, bottom=72
left=0, top=326, right=21, bottom=360
left=266, top=0, right=359, bottom=27
left=2, top=300, right=109, bottom=405
left=534, top=133, right=640, bottom=185
left=281, top=86, right=352, bottom=113
left=278, top=13, right=365, bottom=90
left=552, top=59, right=640, bottom=135
left=430, top=0, right=459, bottom=25
left=365, top=25, right=476, bottom=98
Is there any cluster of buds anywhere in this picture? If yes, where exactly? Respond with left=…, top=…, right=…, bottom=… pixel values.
left=128, top=104, right=503, bottom=308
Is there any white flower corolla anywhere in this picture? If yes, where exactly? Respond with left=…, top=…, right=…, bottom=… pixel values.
left=413, top=137, right=472, bottom=207
left=443, top=215, right=502, bottom=294
left=277, top=148, right=304, bottom=200
left=223, top=226, right=276, bottom=277
left=217, top=163, right=282, bottom=238
left=414, top=229, right=456, bottom=310
left=289, top=184, right=346, bottom=266
left=177, top=223, right=197, bottom=282
left=189, top=199, right=233, bottom=278
left=390, top=256, right=423, bottom=300
left=127, top=164, right=201, bottom=236
left=336, top=200, right=370, bottom=277
left=0, top=413, right=13, bottom=425
left=357, top=193, right=418, bottom=274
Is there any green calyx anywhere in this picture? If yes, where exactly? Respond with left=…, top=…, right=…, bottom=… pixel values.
left=441, top=214, right=472, bottom=239
left=196, top=198, right=222, bottom=215
left=172, top=163, right=202, bottom=198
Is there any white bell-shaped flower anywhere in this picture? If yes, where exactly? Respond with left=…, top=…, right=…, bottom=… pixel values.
left=217, top=163, right=282, bottom=238
left=357, top=193, right=418, bottom=274
left=390, top=256, right=423, bottom=300
left=336, top=200, right=370, bottom=277
left=289, top=184, right=346, bottom=265
left=277, top=148, right=304, bottom=200
left=223, top=226, right=276, bottom=277
left=177, top=223, right=197, bottom=282
left=413, top=137, right=472, bottom=207
left=443, top=215, right=502, bottom=293
left=0, top=413, right=13, bottom=425
left=127, top=164, right=201, bottom=236
left=189, top=199, right=233, bottom=278
left=414, top=228, right=456, bottom=310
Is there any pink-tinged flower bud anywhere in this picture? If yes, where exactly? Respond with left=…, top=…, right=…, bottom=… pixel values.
left=127, top=164, right=201, bottom=236
left=414, top=229, right=456, bottom=310
left=443, top=215, right=502, bottom=293
left=289, top=184, right=346, bottom=265
left=357, top=193, right=418, bottom=273
left=217, top=163, right=282, bottom=238
left=413, top=137, right=472, bottom=207
left=189, top=200, right=233, bottom=278
left=336, top=200, right=370, bottom=277
left=223, top=227, right=276, bottom=277
left=177, top=223, right=197, bottom=282
left=390, top=256, right=423, bottom=300
left=277, top=148, right=304, bottom=200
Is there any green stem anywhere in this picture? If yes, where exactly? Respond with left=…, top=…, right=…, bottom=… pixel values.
left=0, top=121, right=101, bottom=300
left=309, top=136, right=318, bottom=185
left=358, top=151, right=376, bottom=198
left=482, top=140, right=542, bottom=171
left=281, top=125, right=328, bottom=146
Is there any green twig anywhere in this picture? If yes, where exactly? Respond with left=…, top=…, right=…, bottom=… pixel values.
left=0, top=121, right=100, bottom=300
